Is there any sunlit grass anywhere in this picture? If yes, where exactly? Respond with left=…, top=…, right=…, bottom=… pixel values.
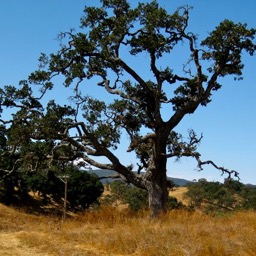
left=1, top=203, right=256, bottom=255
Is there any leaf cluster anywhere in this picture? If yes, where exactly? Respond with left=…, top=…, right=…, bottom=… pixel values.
left=202, top=20, right=256, bottom=78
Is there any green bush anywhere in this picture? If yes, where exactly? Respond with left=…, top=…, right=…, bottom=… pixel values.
left=0, top=178, right=15, bottom=205
left=66, top=168, right=104, bottom=210
left=26, top=166, right=104, bottom=210
left=25, top=170, right=63, bottom=203
left=123, top=186, right=148, bottom=211
left=0, top=168, right=28, bottom=205
left=0, top=165, right=104, bottom=210
left=240, top=187, right=256, bottom=210
left=185, top=178, right=256, bottom=213
left=167, top=196, right=184, bottom=209
left=110, top=181, right=148, bottom=211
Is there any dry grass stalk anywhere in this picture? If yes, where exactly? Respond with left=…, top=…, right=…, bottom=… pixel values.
left=1, top=203, right=256, bottom=255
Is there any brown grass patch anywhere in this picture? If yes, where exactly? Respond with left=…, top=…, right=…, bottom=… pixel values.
left=169, top=186, right=188, bottom=205
left=1, top=202, right=256, bottom=255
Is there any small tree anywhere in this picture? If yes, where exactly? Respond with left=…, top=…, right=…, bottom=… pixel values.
left=1, top=1, right=255, bottom=216
left=21, top=164, right=104, bottom=210
left=65, top=166, right=104, bottom=210
left=123, top=186, right=148, bottom=211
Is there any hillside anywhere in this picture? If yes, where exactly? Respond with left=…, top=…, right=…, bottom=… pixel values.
left=89, top=169, right=192, bottom=186
left=169, top=186, right=188, bottom=205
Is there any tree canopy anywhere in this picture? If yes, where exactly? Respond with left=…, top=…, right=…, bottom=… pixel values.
left=0, top=0, right=255, bottom=217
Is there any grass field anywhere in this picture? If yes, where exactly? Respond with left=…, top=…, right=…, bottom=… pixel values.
left=1, top=188, right=256, bottom=256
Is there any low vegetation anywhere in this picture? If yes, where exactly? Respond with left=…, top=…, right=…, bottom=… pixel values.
left=102, top=180, right=182, bottom=212
left=1, top=174, right=256, bottom=255
left=185, top=178, right=256, bottom=213
left=0, top=165, right=104, bottom=211
left=1, top=201, right=256, bottom=256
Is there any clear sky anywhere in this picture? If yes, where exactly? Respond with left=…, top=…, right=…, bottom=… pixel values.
left=0, top=1, right=255, bottom=184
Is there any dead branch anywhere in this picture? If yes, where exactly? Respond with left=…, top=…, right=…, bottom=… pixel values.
left=196, top=157, right=240, bottom=180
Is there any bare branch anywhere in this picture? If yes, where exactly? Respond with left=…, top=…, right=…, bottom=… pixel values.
left=117, top=58, right=149, bottom=92
left=136, top=163, right=144, bottom=174
left=196, top=158, right=240, bottom=180
left=0, top=119, right=13, bottom=125
left=98, top=78, right=141, bottom=104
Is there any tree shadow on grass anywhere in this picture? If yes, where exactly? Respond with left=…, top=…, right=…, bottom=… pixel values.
left=4, top=191, right=67, bottom=217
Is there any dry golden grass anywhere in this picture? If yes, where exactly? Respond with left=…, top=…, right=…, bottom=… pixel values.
left=169, top=186, right=188, bottom=205
left=1, top=201, right=256, bottom=256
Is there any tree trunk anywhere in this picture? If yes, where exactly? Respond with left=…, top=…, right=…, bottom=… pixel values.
left=145, top=150, right=169, bottom=217
left=147, top=178, right=168, bottom=217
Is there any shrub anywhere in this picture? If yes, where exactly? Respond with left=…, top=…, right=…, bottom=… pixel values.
left=66, top=168, right=104, bottom=210
left=167, top=196, right=184, bottom=209
left=110, top=181, right=148, bottom=211
left=185, top=178, right=256, bottom=213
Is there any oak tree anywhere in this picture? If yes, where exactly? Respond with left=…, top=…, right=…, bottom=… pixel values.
left=1, top=0, right=256, bottom=216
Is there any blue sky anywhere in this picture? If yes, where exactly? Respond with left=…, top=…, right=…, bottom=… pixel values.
left=0, top=1, right=255, bottom=184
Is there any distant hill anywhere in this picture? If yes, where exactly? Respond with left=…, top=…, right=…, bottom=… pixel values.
left=89, top=169, right=192, bottom=187
left=245, top=183, right=256, bottom=188
left=170, top=177, right=192, bottom=187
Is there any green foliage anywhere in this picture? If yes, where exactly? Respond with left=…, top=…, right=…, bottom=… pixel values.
left=240, top=186, right=256, bottom=210
left=123, top=186, right=148, bottom=212
left=0, top=176, right=17, bottom=205
left=185, top=178, right=256, bottom=213
left=202, top=20, right=256, bottom=78
left=25, top=166, right=104, bottom=210
left=167, top=196, right=184, bottom=210
left=25, top=170, right=63, bottom=203
left=0, top=163, right=104, bottom=210
left=109, top=181, right=148, bottom=211
left=65, top=167, right=104, bottom=210
left=0, top=124, right=23, bottom=204
left=185, top=179, right=236, bottom=211
left=109, top=180, right=128, bottom=201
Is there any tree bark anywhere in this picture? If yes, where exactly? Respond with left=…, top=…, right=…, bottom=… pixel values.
left=147, top=176, right=168, bottom=217
left=145, top=135, right=169, bottom=217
